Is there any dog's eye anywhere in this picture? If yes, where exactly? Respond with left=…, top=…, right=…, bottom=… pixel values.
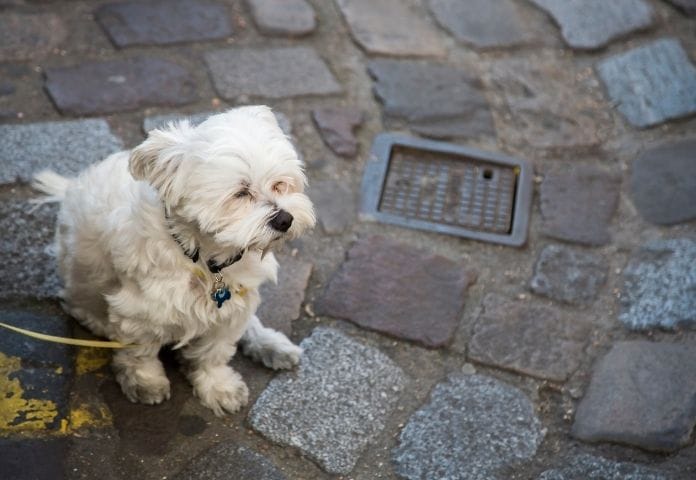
left=235, top=188, right=251, bottom=199
left=272, top=181, right=289, bottom=195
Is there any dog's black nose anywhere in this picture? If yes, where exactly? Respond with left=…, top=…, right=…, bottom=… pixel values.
left=269, top=210, right=293, bottom=232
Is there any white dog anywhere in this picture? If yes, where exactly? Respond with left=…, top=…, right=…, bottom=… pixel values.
left=32, top=106, right=316, bottom=415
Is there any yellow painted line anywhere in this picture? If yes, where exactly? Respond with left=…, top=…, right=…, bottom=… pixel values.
left=75, top=348, right=111, bottom=376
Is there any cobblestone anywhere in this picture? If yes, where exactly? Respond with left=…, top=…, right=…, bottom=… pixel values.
left=173, top=444, right=286, bottom=480
left=393, top=374, right=544, bottom=480
left=246, top=0, right=316, bottom=37
left=597, top=38, right=696, bottom=127
left=311, top=107, right=363, bottom=157
left=665, top=0, right=696, bottom=16
left=315, top=236, right=476, bottom=347
left=249, top=327, right=407, bottom=474
left=538, top=454, right=669, bottom=480
left=0, top=13, right=67, bottom=61
left=572, top=341, right=696, bottom=452
left=308, top=179, right=356, bottom=234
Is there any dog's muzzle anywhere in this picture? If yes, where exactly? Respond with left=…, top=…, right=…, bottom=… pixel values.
left=269, top=210, right=293, bottom=232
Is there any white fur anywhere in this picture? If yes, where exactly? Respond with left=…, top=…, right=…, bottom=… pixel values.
left=33, top=106, right=315, bottom=415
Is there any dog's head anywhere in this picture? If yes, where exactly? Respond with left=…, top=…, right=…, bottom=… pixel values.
left=129, top=106, right=315, bottom=254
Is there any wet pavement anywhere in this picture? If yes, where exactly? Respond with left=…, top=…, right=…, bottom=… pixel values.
left=1, top=0, right=695, bottom=479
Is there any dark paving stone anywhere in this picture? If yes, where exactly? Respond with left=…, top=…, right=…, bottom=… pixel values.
left=538, top=454, right=669, bottom=480
left=540, top=165, right=620, bottom=246
left=246, top=0, right=316, bottom=36
left=619, top=238, right=696, bottom=330
left=256, top=254, right=312, bottom=335
left=0, top=438, right=68, bottom=480
left=530, top=0, right=653, bottom=50
left=486, top=56, right=613, bottom=149
left=249, top=327, right=407, bottom=474
left=665, top=0, right=696, bottom=15
left=173, top=444, right=286, bottom=480
left=312, top=107, right=363, bottom=157
left=368, top=59, right=494, bottom=139
left=572, top=341, right=696, bottom=452
left=530, top=244, right=608, bottom=305
left=336, top=0, right=445, bottom=56
left=469, top=295, right=590, bottom=382
left=96, top=0, right=233, bottom=48
left=205, top=47, right=341, bottom=100
left=393, top=374, right=543, bottom=480
left=0, top=82, right=15, bottom=96
left=597, top=38, right=696, bottom=128
left=428, top=0, right=537, bottom=49
left=177, top=414, right=207, bottom=436
left=630, top=139, right=696, bottom=225
left=0, top=199, right=61, bottom=300
left=308, top=179, right=356, bottom=234
left=315, top=236, right=476, bottom=347
left=45, top=57, right=197, bottom=116
left=0, top=119, right=123, bottom=185
left=0, top=13, right=67, bottom=61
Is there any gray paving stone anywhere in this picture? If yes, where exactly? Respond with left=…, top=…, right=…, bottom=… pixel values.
left=368, top=59, right=494, bottom=139
left=530, top=0, right=653, bottom=50
left=0, top=438, right=69, bottom=480
left=249, top=327, right=407, bottom=474
left=0, top=82, right=15, bottom=96
left=311, top=107, right=363, bottom=157
left=0, top=199, right=61, bottom=300
left=393, top=374, right=544, bottom=480
left=630, top=139, right=696, bottom=225
left=530, top=244, right=608, bottom=305
left=619, top=238, right=696, bottom=330
left=0, top=13, right=67, bottom=61
left=428, top=0, right=537, bottom=49
left=308, top=179, right=357, bottom=234
left=315, top=236, right=476, bottom=347
left=143, top=110, right=292, bottom=136
left=246, top=0, right=316, bottom=36
left=665, top=0, right=696, bottom=15
left=540, top=165, right=620, bottom=246
left=538, top=454, right=669, bottom=480
left=45, top=57, right=197, bottom=116
left=0, top=119, right=123, bottom=185
left=173, top=444, right=286, bottom=480
left=336, top=0, right=445, bottom=57
left=597, top=39, right=696, bottom=128
left=572, top=341, right=696, bottom=452
left=206, top=47, right=341, bottom=100
left=256, top=254, right=312, bottom=335
left=486, top=56, right=612, bottom=149
left=96, top=0, right=233, bottom=48
left=469, top=295, right=590, bottom=381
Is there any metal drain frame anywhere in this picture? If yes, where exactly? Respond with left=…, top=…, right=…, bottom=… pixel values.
left=361, top=133, right=533, bottom=247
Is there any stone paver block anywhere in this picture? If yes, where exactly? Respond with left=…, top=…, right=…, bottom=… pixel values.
left=257, top=255, right=312, bottom=335
left=336, top=0, right=445, bottom=57
left=597, top=39, right=696, bottom=128
left=312, top=107, right=363, bottom=157
left=428, top=0, right=537, bottom=49
left=630, top=139, right=696, bottom=225
left=45, top=57, right=197, bottom=116
left=486, top=56, right=612, bottom=149
left=206, top=47, right=341, bottom=100
left=666, top=0, right=696, bottom=15
left=469, top=295, right=590, bottom=381
left=0, top=119, right=123, bottom=185
left=619, top=238, right=696, bottom=330
left=530, top=244, right=608, bottom=305
left=393, top=374, right=544, bottom=480
left=143, top=110, right=292, bottom=136
left=315, top=236, right=476, bottom=347
left=249, top=327, right=407, bottom=474
left=540, top=165, right=620, bottom=246
left=572, top=341, right=696, bottom=452
left=539, top=454, right=669, bottom=480
left=173, top=444, right=286, bottom=480
left=369, top=59, right=494, bottom=139
left=96, top=0, right=233, bottom=48
left=0, top=438, right=69, bottom=480
left=530, top=0, right=653, bottom=50
left=246, top=0, right=316, bottom=36
left=0, top=200, right=61, bottom=300
left=0, top=13, right=67, bottom=61
left=308, top=179, right=356, bottom=234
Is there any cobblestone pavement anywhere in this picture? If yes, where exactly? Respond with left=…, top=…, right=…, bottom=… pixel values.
left=1, top=1, right=695, bottom=479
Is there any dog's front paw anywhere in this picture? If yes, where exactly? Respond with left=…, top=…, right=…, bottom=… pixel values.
left=244, top=340, right=302, bottom=370
left=191, top=366, right=249, bottom=416
left=117, top=371, right=171, bottom=405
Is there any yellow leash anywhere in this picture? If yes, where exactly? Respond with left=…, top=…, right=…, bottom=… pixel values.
left=0, top=321, right=131, bottom=349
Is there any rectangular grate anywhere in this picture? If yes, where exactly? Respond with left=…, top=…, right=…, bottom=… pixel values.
left=361, top=134, right=533, bottom=246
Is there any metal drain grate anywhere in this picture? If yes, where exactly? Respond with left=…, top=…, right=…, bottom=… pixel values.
left=361, top=133, right=533, bottom=246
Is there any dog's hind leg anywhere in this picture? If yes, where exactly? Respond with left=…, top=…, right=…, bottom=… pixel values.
left=112, top=341, right=170, bottom=405
left=239, top=315, right=302, bottom=370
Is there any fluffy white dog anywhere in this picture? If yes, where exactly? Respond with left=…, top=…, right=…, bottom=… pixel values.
left=32, top=106, right=316, bottom=415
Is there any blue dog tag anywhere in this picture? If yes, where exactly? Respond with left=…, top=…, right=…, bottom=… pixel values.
left=212, top=287, right=231, bottom=308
